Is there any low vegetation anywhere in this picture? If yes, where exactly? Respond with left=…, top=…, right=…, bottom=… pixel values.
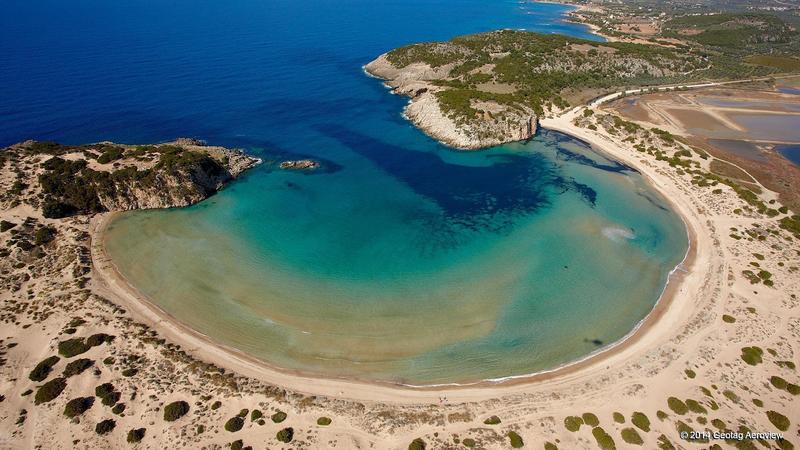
left=28, top=356, right=60, bottom=382
left=163, top=400, right=190, bottom=422
left=34, top=378, right=67, bottom=405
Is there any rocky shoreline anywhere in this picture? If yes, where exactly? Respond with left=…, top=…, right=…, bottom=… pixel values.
left=0, top=138, right=261, bottom=214
left=364, top=54, right=538, bottom=150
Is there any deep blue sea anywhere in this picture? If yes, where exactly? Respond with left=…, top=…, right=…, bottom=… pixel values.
left=2, top=0, right=688, bottom=384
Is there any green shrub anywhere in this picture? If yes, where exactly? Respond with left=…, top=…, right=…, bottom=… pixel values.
left=86, top=333, right=115, bottom=347
left=685, top=369, right=696, bottom=378
left=463, top=438, right=477, bottom=448
left=276, top=427, right=294, bottom=443
left=612, top=412, right=624, bottom=423
left=95, top=382, right=115, bottom=398
left=317, top=416, right=332, bottom=426
left=58, top=338, right=90, bottom=357
left=64, top=397, right=94, bottom=418
left=631, top=411, right=650, bottom=431
left=483, top=415, right=501, bottom=425
left=582, top=412, right=599, bottom=426
left=667, top=397, right=688, bottom=415
left=767, top=410, right=790, bottom=431
left=95, top=383, right=120, bottom=406
left=230, top=440, right=243, bottom=450
left=271, top=411, right=287, bottom=423
left=722, top=315, right=736, bottom=323
left=507, top=431, right=524, bottom=448
left=164, top=400, right=190, bottom=422
left=35, top=377, right=67, bottom=405
left=685, top=399, right=707, bottom=414
left=741, top=347, right=764, bottom=365
left=211, top=400, right=222, bottom=410
left=408, top=438, right=426, bottom=450
left=225, top=416, right=244, bottom=432
left=621, top=427, right=643, bottom=445
left=250, top=409, right=262, bottom=421
left=29, top=356, right=60, bottom=381
left=63, top=358, right=93, bottom=377
left=121, top=368, right=138, bottom=377
left=544, top=443, right=558, bottom=450
left=770, top=376, right=787, bottom=389
left=95, top=419, right=116, bottom=435
left=127, top=428, right=146, bottom=443
left=591, top=427, right=615, bottom=450
left=97, top=147, right=124, bottom=164
left=656, top=434, right=675, bottom=450
left=112, top=403, right=125, bottom=415
left=564, top=415, right=583, bottom=432
left=34, top=226, right=56, bottom=245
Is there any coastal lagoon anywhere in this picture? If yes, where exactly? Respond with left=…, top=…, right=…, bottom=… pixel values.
left=3, top=0, right=687, bottom=384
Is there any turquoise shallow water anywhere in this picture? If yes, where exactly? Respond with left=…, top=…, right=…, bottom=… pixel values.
left=105, top=131, right=688, bottom=384
left=1, top=0, right=688, bottom=384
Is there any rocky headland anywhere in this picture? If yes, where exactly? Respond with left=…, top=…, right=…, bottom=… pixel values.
left=0, top=138, right=261, bottom=216
left=365, top=30, right=708, bottom=150
left=365, top=54, right=539, bottom=149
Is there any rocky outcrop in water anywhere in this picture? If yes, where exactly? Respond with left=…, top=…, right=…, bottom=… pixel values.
left=279, top=159, right=319, bottom=170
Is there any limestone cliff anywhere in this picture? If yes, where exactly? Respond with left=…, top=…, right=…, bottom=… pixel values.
left=365, top=54, right=538, bottom=150
left=0, top=139, right=261, bottom=217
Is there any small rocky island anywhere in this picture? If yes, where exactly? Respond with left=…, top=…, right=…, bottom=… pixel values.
left=0, top=138, right=261, bottom=217
left=365, top=30, right=706, bottom=149
left=279, top=159, right=319, bottom=170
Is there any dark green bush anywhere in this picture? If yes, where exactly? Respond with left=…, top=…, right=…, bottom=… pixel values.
left=112, top=403, right=125, bottom=415
left=163, top=400, right=190, bottom=422
left=86, top=333, right=115, bottom=347
left=483, top=415, right=501, bottom=425
left=230, top=440, right=243, bottom=450
left=95, top=419, right=116, bottom=435
left=121, top=368, right=138, bottom=377
left=507, top=431, right=524, bottom=448
left=766, top=410, right=790, bottom=431
left=58, top=338, right=90, bottom=357
left=621, top=427, right=643, bottom=445
left=127, top=428, right=146, bottom=443
left=276, top=427, right=294, bottom=443
left=225, top=416, right=244, bottom=432
left=667, top=397, right=688, bottom=415
left=95, top=382, right=115, bottom=398
left=408, top=438, right=426, bottom=450
left=34, top=377, right=67, bottom=405
left=591, top=427, right=615, bottom=450
left=317, top=416, right=331, bottom=426
left=271, top=411, right=287, bottom=423
left=34, top=226, right=56, bottom=245
left=631, top=411, right=650, bottom=431
left=250, top=409, right=263, bottom=421
left=582, top=412, right=599, bottom=427
left=96, top=147, right=124, bottom=164
left=564, top=415, right=583, bottom=432
left=29, top=356, right=60, bottom=381
left=64, top=397, right=94, bottom=417
left=63, top=358, right=93, bottom=377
